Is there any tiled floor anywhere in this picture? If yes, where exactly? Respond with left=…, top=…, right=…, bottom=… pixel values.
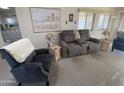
left=1, top=50, right=124, bottom=86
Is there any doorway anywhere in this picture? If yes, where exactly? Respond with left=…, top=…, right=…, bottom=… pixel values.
left=0, top=7, right=22, bottom=44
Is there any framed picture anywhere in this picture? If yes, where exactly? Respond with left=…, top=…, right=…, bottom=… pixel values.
left=30, top=8, right=61, bottom=33
left=69, top=14, right=73, bottom=22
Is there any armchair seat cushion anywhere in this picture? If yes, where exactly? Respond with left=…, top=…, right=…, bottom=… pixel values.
left=31, top=54, right=52, bottom=72
left=87, top=41, right=99, bottom=52
left=68, top=44, right=82, bottom=57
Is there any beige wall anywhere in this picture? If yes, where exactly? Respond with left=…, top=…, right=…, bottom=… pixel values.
left=15, top=7, right=78, bottom=49
left=15, top=7, right=122, bottom=48
left=61, top=7, right=78, bottom=30
left=0, top=7, right=122, bottom=48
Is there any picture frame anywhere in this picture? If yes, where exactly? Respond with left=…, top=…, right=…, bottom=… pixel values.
left=69, top=14, right=73, bottom=22
left=30, top=8, right=61, bottom=33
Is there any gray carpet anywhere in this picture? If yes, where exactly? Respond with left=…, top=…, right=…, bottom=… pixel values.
left=55, top=51, right=124, bottom=86
left=1, top=50, right=124, bottom=86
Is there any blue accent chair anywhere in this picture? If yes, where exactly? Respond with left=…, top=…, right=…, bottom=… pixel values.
left=0, top=48, right=54, bottom=86
left=112, top=31, right=124, bottom=52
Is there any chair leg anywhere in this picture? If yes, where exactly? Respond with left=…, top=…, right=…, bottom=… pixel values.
left=46, top=82, right=49, bottom=86
left=18, top=82, right=22, bottom=86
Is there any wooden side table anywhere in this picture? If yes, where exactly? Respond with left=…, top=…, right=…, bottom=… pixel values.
left=49, top=45, right=61, bottom=62
left=100, top=40, right=111, bottom=51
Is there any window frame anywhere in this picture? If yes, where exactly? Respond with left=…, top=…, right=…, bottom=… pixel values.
left=118, top=14, right=124, bottom=31
left=97, top=14, right=111, bottom=30
left=78, top=12, right=95, bottom=31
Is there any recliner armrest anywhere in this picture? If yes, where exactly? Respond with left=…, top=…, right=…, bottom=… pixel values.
left=60, top=41, right=68, bottom=57
left=75, top=39, right=86, bottom=45
left=60, top=41, right=67, bottom=47
left=35, top=48, right=50, bottom=55
left=90, top=38, right=100, bottom=43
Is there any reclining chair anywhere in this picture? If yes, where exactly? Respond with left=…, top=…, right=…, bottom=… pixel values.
left=59, top=30, right=83, bottom=57
left=78, top=29, right=101, bottom=53
left=112, top=31, right=124, bottom=52
left=0, top=38, right=55, bottom=86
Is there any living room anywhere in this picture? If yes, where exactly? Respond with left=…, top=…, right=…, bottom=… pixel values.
left=1, top=6, right=124, bottom=87
left=11, top=7, right=120, bottom=48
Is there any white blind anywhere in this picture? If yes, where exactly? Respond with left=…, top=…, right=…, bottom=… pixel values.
left=78, top=13, right=86, bottom=29
left=119, top=15, right=124, bottom=31
left=97, top=14, right=110, bottom=30
left=78, top=12, right=94, bottom=30
left=86, top=13, right=94, bottom=30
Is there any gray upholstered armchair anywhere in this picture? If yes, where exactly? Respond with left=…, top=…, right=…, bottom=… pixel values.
left=0, top=38, right=56, bottom=86
left=78, top=29, right=101, bottom=53
left=112, top=31, right=124, bottom=52
left=59, top=30, right=83, bottom=58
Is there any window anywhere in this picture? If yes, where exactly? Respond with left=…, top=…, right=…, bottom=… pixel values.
left=78, top=12, right=94, bottom=30
left=118, top=15, right=124, bottom=31
left=97, top=14, right=110, bottom=30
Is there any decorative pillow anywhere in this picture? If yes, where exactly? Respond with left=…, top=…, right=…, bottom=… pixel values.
left=2, top=38, right=35, bottom=63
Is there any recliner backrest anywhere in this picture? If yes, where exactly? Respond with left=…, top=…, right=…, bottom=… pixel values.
left=60, top=30, right=76, bottom=43
left=78, top=29, right=90, bottom=41
left=117, top=31, right=124, bottom=39
left=0, top=49, right=19, bottom=68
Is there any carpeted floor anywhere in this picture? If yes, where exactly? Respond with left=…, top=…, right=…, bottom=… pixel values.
left=55, top=51, right=124, bottom=86
left=1, top=50, right=124, bottom=86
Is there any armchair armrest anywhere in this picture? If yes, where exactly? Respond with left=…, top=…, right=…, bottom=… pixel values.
left=35, top=49, right=53, bottom=59
left=60, top=41, right=67, bottom=47
left=75, top=39, right=86, bottom=45
left=90, top=38, right=100, bottom=43
left=60, top=41, right=68, bottom=57
left=35, top=48, right=50, bottom=55
left=26, top=62, right=49, bottom=75
left=11, top=63, right=48, bottom=83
